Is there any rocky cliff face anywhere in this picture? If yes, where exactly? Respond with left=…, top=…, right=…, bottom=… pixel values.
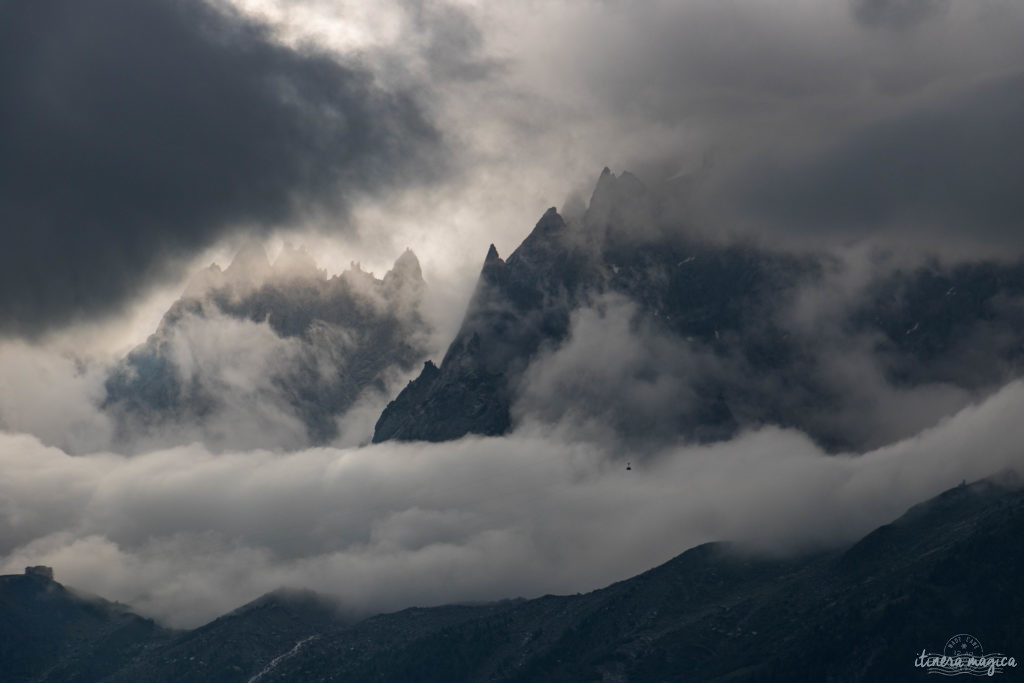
left=374, top=169, right=1024, bottom=451
left=104, top=246, right=431, bottom=452
left=373, top=206, right=603, bottom=443
left=372, top=169, right=826, bottom=446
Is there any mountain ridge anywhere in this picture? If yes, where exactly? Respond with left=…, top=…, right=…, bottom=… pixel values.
left=103, top=246, right=431, bottom=452
left=374, top=169, right=1024, bottom=452
left=3, top=473, right=1022, bottom=681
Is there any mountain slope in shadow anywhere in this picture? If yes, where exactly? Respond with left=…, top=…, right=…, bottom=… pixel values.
left=4, top=473, right=1021, bottom=681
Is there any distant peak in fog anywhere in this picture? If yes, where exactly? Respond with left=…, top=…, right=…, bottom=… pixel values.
left=272, top=244, right=324, bottom=280
left=183, top=244, right=422, bottom=301
left=585, top=168, right=648, bottom=224
left=104, top=245, right=432, bottom=453
left=384, top=248, right=425, bottom=287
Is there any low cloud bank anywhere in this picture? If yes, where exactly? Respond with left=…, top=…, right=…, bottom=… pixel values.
left=4, top=378, right=1024, bottom=628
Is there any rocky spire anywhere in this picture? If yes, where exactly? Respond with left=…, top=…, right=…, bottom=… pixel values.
left=272, top=244, right=322, bottom=280
left=383, top=248, right=425, bottom=295
left=222, top=243, right=273, bottom=292
left=584, top=167, right=650, bottom=233
left=389, top=248, right=423, bottom=282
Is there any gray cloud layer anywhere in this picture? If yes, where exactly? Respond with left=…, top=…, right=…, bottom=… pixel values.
left=0, top=0, right=440, bottom=335
left=3, top=377, right=1024, bottom=628
left=722, top=72, right=1024, bottom=250
left=7, top=0, right=1024, bottom=338
left=851, top=0, right=951, bottom=30
left=401, top=0, right=1024, bottom=257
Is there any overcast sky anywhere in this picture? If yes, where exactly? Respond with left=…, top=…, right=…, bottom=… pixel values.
left=3, top=0, right=1024, bottom=627
left=3, top=0, right=1023, bottom=344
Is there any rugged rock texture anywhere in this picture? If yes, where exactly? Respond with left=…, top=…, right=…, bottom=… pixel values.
left=374, top=206, right=604, bottom=442
left=104, top=246, right=430, bottom=451
left=374, top=169, right=1024, bottom=452
left=373, top=168, right=817, bottom=445
left=852, top=260, right=1024, bottom=388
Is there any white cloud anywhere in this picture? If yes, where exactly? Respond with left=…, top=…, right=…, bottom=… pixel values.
left=3, top=378, right=1024, bottom=627
left=0, top=343, right=114, bottom=454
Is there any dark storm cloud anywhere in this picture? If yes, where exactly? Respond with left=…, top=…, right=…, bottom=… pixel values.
left=851, top=0, right=950, bottom=30
left=452, top=1, right=1022, bottom=255
left=404, top=0, right=496, bottom=82
left=0, top=0, right=441, bottom=336
left=723, top=72, right=1024, bottom=249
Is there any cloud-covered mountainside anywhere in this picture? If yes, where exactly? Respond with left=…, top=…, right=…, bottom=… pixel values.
left=3, top=474, right=1022, bottom=682
left=377, top=169, right=1024, bottom=453
left=104, top=245, right=430, bottom=452
left=5, top=168, right=1024, bottom=648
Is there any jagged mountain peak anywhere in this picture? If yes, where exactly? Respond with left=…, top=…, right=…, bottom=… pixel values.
left=394, top=246, right=422, bottom=270
left=224, top=243, right=272, bottom=283
left=272, top=244, right=323, bottom=280
left=372, top=201, right=602, bottom=443
left=385, top=247, right=424, bottom=284
left=484, top=243, right=501, bottom=263
left=480, top=243, right=506, bottom=279
left=506, top=207, right=577, bottom=269
left=181, top=262, right=225, bottom=300
left=106, top=244, right=433, bottom=452
left=585, top=167, right=652, bottom=235
left=588, top=167, right=644, bottom=204
left=183, top=244, right=324, bottom=300
left=184, top=245, right=430, bottom=302
left=228, top=242, right=271, bottom=267
left=509, top=207, right=565, bottom=257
